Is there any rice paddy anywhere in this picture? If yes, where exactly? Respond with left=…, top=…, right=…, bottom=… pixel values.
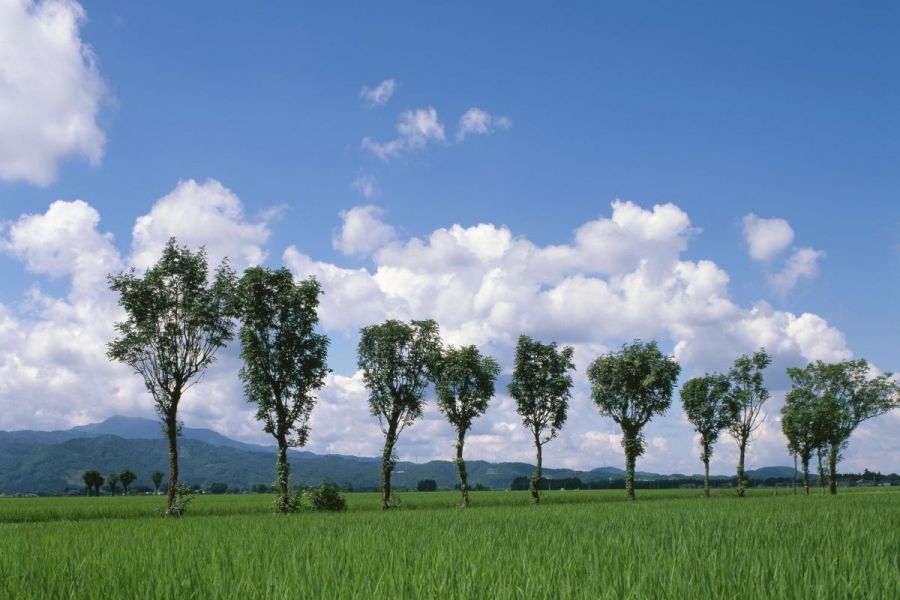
left=1, top=488, right=897, bottom=599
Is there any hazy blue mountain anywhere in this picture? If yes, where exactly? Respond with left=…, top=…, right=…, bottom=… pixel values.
left=0, top=417, right=797, bottom=494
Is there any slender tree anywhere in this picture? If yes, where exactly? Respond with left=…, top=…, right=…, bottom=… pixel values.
left=793, top=359, right=898, bottom=495
left=107, top=238, right=236, bottom=515
left=431, top=345, right=500, bottom=508
left=151, top=470, right=164, bottom=494
left=679, top=373, right=736, bottom=497
left=234, top=267, right=330, bottom=513
left=358, top=319, right=441, bottom=510
left=508, top=335, right=575, bottom=504
left=589, top=340, right=681, bottom=501
left=726, top=348, right=771, bottom=497
left=119, top=470, right=137, bottom=496
left=782, top=370, right=825, bottom=496
left=107, top=472, right=119, bottom=496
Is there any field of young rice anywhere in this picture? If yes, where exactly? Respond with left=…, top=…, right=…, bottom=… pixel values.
left=1, top=488, right=898, bottom=599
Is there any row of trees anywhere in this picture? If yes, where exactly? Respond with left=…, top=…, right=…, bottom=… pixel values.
left=107, top=239, right=898, bottom=515
left=81, top=469, right=137, bottom=496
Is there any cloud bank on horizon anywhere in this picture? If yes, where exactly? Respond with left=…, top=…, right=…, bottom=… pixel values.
left=0, top=183, right=895, bottom=475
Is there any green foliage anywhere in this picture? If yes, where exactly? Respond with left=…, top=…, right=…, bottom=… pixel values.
left=588, top=340, right=681, bottom=499
left=119, top=470, right=137, bottom=495
left=357, top=319, right=442, bottom=509
left=358, top=319, right=441, bottom=433
left=107, top=238, right=236, bottom=420
left=107, top=238, right=236, bottom=513
left=430, top=344, right=499, bottom=507
left=304, top=482, right=347, bottom=511
left=508, top=335, right=575, bottom=444
left=162, top=483, right=194, bottom=517
left=508, top=335, right=575, bottom=503
left=106, top=472, right=119, bottom=496
left=234, top=267, right=329, bottom=449
left=417, top=479, right=438, bottom=492
left=82, top=470, right=103, bottom=496
left=726, top=348, right=771, bottom=496
left=150, top=471, right=164, bottom=493
left=785, top=359, right=899, bottom=494
left=680, top=373, right=735, bottom=463
left=233, top=267, right=330, bottom=513
left=431, top=345, right=500, bottom=434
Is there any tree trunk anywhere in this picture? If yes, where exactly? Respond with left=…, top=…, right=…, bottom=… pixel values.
left=625, top=444, right=636, bottom=501
left=165, top=413, right=179, bottom=514
left=817, top=449, right=826, bottom=495
left=791, top=454, right=797, bottom=495
left=380, top=425, right=397, bottom=510
left=828, top=444, right=838, bottom=496
left=802, top=455, right=810, bottom=496
left=703, top=456, right=710, bottom=498
left=275, top=435, right=292, bottom=513
left=456, top=429, right=469, bottom=508
left=736, top=439, right=747, bottom=497
left=530, top=436, right=542, bottom=504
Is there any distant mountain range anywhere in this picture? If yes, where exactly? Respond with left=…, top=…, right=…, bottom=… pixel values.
left=0, top=416, right=797, bottom=493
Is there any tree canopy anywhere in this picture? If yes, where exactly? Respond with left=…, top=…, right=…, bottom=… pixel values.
left=107, top=238, right=236, bottom=514
left=588, top=340, right=680, bottom=500
left=234, top=267, right=330, bottom=513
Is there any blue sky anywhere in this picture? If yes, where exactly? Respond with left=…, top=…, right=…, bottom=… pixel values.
left=0, top=1, right=897, bottom=474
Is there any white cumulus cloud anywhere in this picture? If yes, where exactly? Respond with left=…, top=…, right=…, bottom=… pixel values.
left=742, top=213, right=794, bottom=262
left=361, top=107, right=446, bottom=160
left=769, top=247, right=825, bottom=295
left=130, top=179, right=271, bottom=271
left=332, top=205, right=396, bottom=257
left=0, top=0, right=108, bottom=185
left=360, top=78, right=396, bottom=107
left=456, top=107, right=512, bottom=141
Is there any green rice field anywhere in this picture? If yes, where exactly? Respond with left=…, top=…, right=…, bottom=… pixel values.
left=1, top=488, right=898, bottom=599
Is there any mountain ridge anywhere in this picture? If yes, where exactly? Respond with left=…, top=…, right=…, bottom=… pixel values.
left=0, top=416, right=798, bottom=493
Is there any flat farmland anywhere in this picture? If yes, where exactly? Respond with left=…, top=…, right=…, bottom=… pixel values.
left=1, top=488, right=898, bottom=599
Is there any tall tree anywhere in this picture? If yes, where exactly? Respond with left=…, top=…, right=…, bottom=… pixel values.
left=431, top=345, right=500, bottom=508
left=726, top=348, right=771, bottom=497
left=358, top=319, right=441, bottom=510
left=119, top=470, right=137, bottom=496
left=781, top=370, right=826, bottom=496
left=588, top=340, right=681, bottom=501
left=234, top=267, right=330, bottom=513
left=151, top=470, right=164, bottom=494
left=508, top=335, right=575, bottom=504
left=107, top=472, right=119, bottom=496
left=679, top=373, right=736, bottom=497
left=792, top=359, right=898, bottom=495
left=107, top=238, right=236, bottom=515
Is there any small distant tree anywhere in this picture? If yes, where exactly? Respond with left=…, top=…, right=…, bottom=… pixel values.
left=726, top=348, right=771, bottom=497
left=430, top=345, right=500, bottom=508
left=358, top=319, right=442, bottom=510
left=417, top=479, right=438, bottom=492
left=207, top=482, right=229, bottom=495
left=83, top=470, right=103, bottom=496
left=107, top=239, right=236, bottom=515
left=119, top=470, right=137, bottom=496
left=794, top=360, right=899, bottom=495
left=508, top=335, right=575, bottom=504
left=679, top=373, right=736, bottom=497
left=234, top=267, right=330, bottom=513
left=588, top=340, right=681, bottom=501
left=151, top=470, right=164, bottom=494
left=107, top=472, right=120, bottom=496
